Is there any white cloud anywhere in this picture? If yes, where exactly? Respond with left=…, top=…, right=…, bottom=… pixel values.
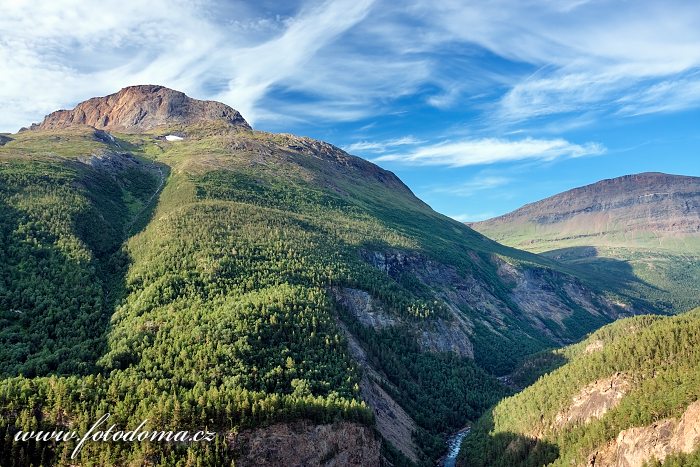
left=430, top=176, right=511, bottom=196
left=0, top=0, right=225, bottom=131
left=375, top=137, right=605, bottom=167
left=2, top=0, right=700, bottom=132
left=345, top=136, right=424, bottom=154
left=368, top=0, right=700, bottom=123
left=0, top=0, right=379, bottom=131
left=616, top=75, right=700, bottom=116
left=215, top=0, right=376, bottom=124
left=449, top=212, right=497, bottom=222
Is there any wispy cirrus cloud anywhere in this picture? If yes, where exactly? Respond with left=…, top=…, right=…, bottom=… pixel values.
left=429, top=176, right=511, bottom=197
left=345, top=136, right=425, bottom=154
left=374, top=137, right=605, bottom=167
left=395, top=0, right=700, bottom=122
left=0, top=0, right=380, bottom=131
left=2, top=0, right=700, bottom=134
left=449, top=212, right=498, bottom=223
left=616, top=73, right=700, bottom=116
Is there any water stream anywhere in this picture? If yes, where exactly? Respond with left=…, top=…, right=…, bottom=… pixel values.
left=439, top=428, right=471, bottom=467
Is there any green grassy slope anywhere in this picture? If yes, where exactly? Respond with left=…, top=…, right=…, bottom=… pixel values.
left=0, top=122, right=645, bottom=465
left=470, top=174, right=700, bottom=314
left=459, top=308, right=700, bottom=467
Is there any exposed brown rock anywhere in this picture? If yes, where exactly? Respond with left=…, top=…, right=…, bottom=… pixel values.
left=589, top=400, right=700, bottom=466
left=554, top=373, right=631, bottom=429
left=330, top=287, right=396, bottom=329
left=230, top=420, right=381, bottom=467
left=339, top=321, right=421, bottom=463
left=29, top=85, right=250, bottom=133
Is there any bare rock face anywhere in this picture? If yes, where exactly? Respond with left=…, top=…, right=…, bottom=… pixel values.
left=230, top=420, right=381, bottom=467
left=330, top=287, right=397, bottom=329
left=338, top=321, right=422, bottom=463
left=554, top=373, right=631, bottom=430
left=361, top=248, right=629, bottom=352
left=589, top=400, right=700, bottom=467
left=29, top=85, right=251, bottom=132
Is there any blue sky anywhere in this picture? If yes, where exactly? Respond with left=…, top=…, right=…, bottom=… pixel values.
left=2, top=0, right=699, bottom=220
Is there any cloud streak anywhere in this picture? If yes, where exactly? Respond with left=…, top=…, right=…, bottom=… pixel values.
left=429, top=176, right=511, bottom=197
left=375, top=137, right=605, bottom=167
left=2, top=0, right=700, bottom=133
left=345, top=136, right=425, bottom=154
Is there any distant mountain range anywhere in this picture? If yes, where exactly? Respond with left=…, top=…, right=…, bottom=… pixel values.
left=471, top=173, right=700, bottom=313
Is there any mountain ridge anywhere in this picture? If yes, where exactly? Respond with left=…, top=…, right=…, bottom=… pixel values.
left=25, top=84, right=251, bottom=133
left=471, top=172, right=700, bottom=248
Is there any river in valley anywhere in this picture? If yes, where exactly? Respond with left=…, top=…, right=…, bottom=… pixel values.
left=439, top=427, right=471, bottom=467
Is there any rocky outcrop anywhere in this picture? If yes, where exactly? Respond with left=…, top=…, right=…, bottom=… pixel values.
left=28, top=85, right=251, bottom=132
left=417, top=317, right=474, bottom=358
left=331, top=287, right=396, bottom=329
left=589, top=400, right=700, bottom=466
left=230, top=420, right=381, bottom=467
left=497, top=260, right=629, bottom=342
left=363, top=249, right=629, bottom=348
left=555, top=373, right=631, bottom=430
left=0, top=134, right=12, bottom=146
left=338, top=321, right=421, bottom=463
left=76, top=150, right=142, bottom=172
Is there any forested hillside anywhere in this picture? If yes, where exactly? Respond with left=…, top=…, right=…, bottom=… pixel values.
left=0, top=86, right=647, bottom=466
left=459, top=308, right=700, bottom=467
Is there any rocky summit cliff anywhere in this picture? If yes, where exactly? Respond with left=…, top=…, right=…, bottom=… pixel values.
left=26, top=85, right=251, bottom=132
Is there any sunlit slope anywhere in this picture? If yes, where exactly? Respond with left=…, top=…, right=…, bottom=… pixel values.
left=460, top=308, right=700, bottom=467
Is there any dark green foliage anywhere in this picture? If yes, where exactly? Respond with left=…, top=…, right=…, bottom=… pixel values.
left=0, top=125, right=642, bottom=465
left=0, top=157, right=158, bottom=378
left=459, top=309, right=700, bottom=467
left=647, top=448, right=700, bottom=466
left=339, top=305, right=508, bottom=462
left=459, top=427, right=559, bottom=467
left=469, top=319, right=547, bottom=376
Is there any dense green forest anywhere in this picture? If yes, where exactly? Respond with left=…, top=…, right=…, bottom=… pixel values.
left=459, top=308, right=700, bottom=467
left=0, top=121, right=663, bottom=465
left=0, top=125, right=499, bottom=465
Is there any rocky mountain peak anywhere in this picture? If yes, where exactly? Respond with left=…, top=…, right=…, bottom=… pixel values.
left=28, top=85, right=251, bottom=132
